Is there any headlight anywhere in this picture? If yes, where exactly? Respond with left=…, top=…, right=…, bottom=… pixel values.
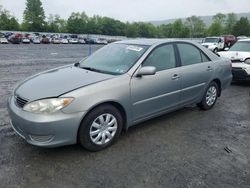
left=23, top=98, right=74, bottom=114
left=245, top=59, right=250, bottom=64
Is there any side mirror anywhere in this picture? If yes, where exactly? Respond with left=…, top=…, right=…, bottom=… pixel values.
left=136, top=66, right=156, bottom=77
left=224, top=47, right=229, bottom=51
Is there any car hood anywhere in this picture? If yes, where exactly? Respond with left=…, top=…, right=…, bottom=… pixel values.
left=218, top=51, right=250, bottom=61
left=15, top=65, right=115, bottom=101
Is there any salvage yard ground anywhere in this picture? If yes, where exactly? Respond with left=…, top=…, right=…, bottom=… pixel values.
left=0, top=44, right=250, bottom=188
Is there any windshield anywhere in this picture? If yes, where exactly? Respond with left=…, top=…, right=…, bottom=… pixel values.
left=204, top=38, right=219, bottom=43
left=229, top=41, right=250, bottom=52
left=79, top=43, right=149, bottom=75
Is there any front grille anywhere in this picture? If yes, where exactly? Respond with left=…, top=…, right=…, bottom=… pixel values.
left=232, top=67, right=248, bottom=80
left=15, top=95, right=28, bottom=108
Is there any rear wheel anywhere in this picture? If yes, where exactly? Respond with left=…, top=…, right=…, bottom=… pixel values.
left=78, top=104, right=123, bottom=151
left=198, top=82, right=219, bottom=110
left=213, top=48, right=218, bottom=53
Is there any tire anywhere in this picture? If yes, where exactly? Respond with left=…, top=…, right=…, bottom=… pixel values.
left=78, top=104, right=123, bottom=151
left=198, top=82, right=219, bottom=110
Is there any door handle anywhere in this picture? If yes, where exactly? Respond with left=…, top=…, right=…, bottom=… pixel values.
left=172, top=74, right=180, bottom=80
left=207, top=66, right=213, bottom=71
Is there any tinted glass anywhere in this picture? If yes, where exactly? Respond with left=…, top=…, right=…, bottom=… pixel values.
left=80, top=43, right=148, bottom=75
left=143, top=44, right=176, bottom=71
left=177, top=43, right=203, bottom=66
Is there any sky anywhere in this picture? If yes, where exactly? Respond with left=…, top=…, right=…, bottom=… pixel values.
left=0, top=0, right=250, bottom=22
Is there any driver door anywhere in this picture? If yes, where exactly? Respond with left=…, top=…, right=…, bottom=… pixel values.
left=130, top=44, right=181, bottom=122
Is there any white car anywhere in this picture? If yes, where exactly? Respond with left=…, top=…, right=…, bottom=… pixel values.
left=0, top=37, right=8, bottom=44
left=22, top=38, right=30, bottom=44
left=78, top=39, right=86, bottom=44
left=32, top=37, right=41, bottom=44
left=95, top=38, right=108, bottom=45
left=69, top=38, right=78, bottom=44
left=202, top=37, right=225, bottom=53
left=218, top=39, right=250, bottom=81
left=61, top=39, right=69, bottom=44
left=52, top=38, right=61, bottom=44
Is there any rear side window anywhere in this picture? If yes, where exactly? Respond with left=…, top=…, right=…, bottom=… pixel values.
left=143, top=44, right=176, bottom=71
left=177, top=43, right=203, bottom=66
left=201, top=52, right=210, bottom=62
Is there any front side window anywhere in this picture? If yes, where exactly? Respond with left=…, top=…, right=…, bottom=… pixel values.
left=177, top=43, right=203, bottom=66
left=143, top=44, right=176, bottom=71
left=79, top=43, right=149, bottom=75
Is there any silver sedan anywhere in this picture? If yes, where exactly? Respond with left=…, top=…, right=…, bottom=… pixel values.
left=8, top=39, right=232, bottom=151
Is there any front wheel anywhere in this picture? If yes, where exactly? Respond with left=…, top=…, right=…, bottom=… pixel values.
left=78, top=104, right=123, bottom=151
left=213, top=48, right=218, bottom=53
left=198, top=82, right=219, bottom=110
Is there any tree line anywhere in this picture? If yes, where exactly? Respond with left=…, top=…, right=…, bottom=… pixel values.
left=1, top=0, right=250, bottom=38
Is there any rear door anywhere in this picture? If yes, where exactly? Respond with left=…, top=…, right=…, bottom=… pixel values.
left=130, top=43, right=181, bottom=121
left=176, top=42, right=214, bottom=104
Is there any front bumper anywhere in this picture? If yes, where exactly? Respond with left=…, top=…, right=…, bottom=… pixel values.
left=7, top=96, right=86, bottom=147
left=232, top=68, right=250, bottom=81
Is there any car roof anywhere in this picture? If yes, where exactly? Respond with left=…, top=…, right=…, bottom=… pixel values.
left=205, top=37, right=221, bottom=39
left=238, top=38, right=250, bottom=42
left=116, top=39, right=193, bottom=46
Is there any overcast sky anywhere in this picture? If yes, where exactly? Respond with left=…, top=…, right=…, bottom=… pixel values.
left=0, top=0, right=249, bottom=22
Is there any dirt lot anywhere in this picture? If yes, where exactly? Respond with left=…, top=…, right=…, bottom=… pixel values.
left=0, top=44, right=250, bottom=188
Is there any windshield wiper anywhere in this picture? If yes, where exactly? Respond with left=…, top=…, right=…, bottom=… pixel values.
left=80, top=66, right=104, bottom=73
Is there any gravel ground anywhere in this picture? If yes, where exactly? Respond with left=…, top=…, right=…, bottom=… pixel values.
left=0, top=44, right=250, bottom=188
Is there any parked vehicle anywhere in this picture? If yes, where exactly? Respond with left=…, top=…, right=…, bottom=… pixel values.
left=8, top=33, right=22, bottom=44
left=107, top=39, right=120, bottom=43
left=22, top=38, right=31, bottom=44
left=51, top=38, right=61, bottom=44
left=78, top=38, right=86, bottom=44
left=41, top=35, right=50, bottom=44
left=85, top=37, right=95, bottom=44
left=69, top=38, right=79, bottom=44
left=94, top=38, right=108, bottom=45
left=8, top=39, right=232, bottom=151
left=218, top=39, right=250, bottom=81
left=202, top=37, right=225, bottom=53
left=61, top=38, right=69, bottom=44
left=25, top=33, right=33, bottom=40
left=32, top=37, right=41, bottom=44
left=222, top=35, right=237, bottom=47
left=4, top=32, right=13, bottom=39
left=0, top=37, right=8, bottom=44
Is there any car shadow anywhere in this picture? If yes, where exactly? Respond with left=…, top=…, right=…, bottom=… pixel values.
left=123, top=105, right=199, bottom=136
left=27, top=105, right=199, bottom=155
left=231, top=81, right=250, bottom=87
